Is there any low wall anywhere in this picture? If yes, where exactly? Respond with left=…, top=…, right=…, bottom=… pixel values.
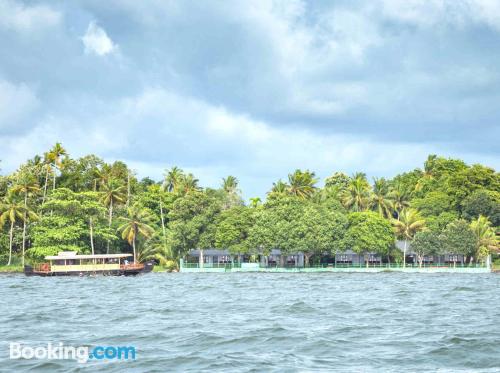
left=180, top=266, right=490, bottom=274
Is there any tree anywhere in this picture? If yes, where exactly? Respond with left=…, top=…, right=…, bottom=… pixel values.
left=47, top=142, right=68, bottom=191
left=221, top=176, right=243, bottom=209
left=177, top=173, right=201, bottom=195
left=29, top=189, right=114, bottom=261
left=118, top=205, right=155, bottom=263
left=324, top=172, right=350, bottom=191
left=412, top=231, right=442, bottom=268
left=269, top=180, right=288, bottom=196
left=249, top=197, right=262, bottom=208
left=342, top=173, right=370, bottom=212
left=100, top=179, right=127, bottom=253
left=0, top=195, right=36, bottom=265
left=391, top=209, right=426, bottom=267
left=164, top=166, right=184, bottom=193
left=462, top=190, right=500, bottom=226
left=214, top=206, right=255, bottom=256
left=470, top=216, right=498, bottom=262
left=369, top=178, right=393, bottom=218
left=288, top=169, right=318, bottom=199
left=342, top=211, right=394, bottom=266
left=168, top=191, right=222, bottom=264
left=440, top=220, right=476, bottom=264
left=412, top=191, right=454, bottom=217
left=289, top=203, right=347, bottom=267
left=388, top=182, right=411, bottom=220
left=11, top=168, right=40, bottom=266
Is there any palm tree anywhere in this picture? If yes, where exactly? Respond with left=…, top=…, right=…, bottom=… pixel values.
left=100, top=179, right=127, bottom=253
left=249, top=197, right=262, bottom=208
left=0, top=196, right=35, bottom=265
left=164, top=166, right=184, bottom=193
left=369, top=178, right=393, bottom=218
left=11, top=173, right=40, bottom=266
left=222, top=176, right=241, bottom=209
left=389, top=182, right=410, bottom=220
left=269, top=180, right=288, bottom=195
left=342, top=173, right=370, bottom=212
left=470, top=215, right=499, bottom=263
left=117, top=205, right=155, bottom=263
left=392, top=208, right=426, bottom=267
left=288, top=170, right=318, bottom=199
left=40, top=152, right=53, bottom=207
left=47, top=143, right=67, bottom=191
left=414, top=155, right=436, bottom=193
left=178, top=173, right=200, bottom=194
left=222, top=176, right=238, bottom=194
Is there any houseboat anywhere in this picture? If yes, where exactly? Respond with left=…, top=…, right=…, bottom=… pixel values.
left=24, top=251, right=154, bottom=276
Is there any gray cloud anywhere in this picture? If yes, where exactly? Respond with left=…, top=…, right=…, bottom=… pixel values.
left=0, top=0, right=498, bottom=197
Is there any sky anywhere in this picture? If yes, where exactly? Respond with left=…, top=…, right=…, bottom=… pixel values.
left=1, top=0, right=499, bottom=199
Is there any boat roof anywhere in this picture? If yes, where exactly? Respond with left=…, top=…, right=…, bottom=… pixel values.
left=45, top=252, right=133, bottom=260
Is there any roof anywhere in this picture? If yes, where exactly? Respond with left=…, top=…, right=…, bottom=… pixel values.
left=46, top=253, right=132, bottom=260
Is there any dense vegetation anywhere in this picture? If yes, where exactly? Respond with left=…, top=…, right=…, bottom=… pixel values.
left=0, top=145, right=498, bottom=269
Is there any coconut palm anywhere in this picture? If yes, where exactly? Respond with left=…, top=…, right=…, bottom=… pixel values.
left=342, top=173, right=370, bottom=212
left=40, top=153, right=53, bottom=207
left=117, top=205, right=155, bottom=263
left=11, top=172, right=40, bottom=266
left=470, top=215, right=499, bottom=262
left=100, top=179, right=127, bottom=253
left=0, top=196, right=36, bottom=265
left=369, top=178, right=393, bottom=218
left=47, top=142, right=67, bottom=191
left=269, top=180, right=288, bottom=195
left=392, top=208, right=426, bottom=267
left=222, top=176, right=239, bottom=194
left=288, top=170, right=318, bottom=199
left=389, top=182, right=410, bottom=220
left=164, top=166, right=184, bottom=193
left=249, top=197, right=262, bottom=208
left=178, top=173, right=200, bottom=194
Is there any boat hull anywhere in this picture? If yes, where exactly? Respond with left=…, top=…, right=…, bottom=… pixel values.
left=24, top=262, right=154, bottom=277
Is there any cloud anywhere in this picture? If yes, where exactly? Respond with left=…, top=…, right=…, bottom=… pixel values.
left=0, top=0, right=61, bottom=31
left=82, top=21, right=117, bottom=56
left=0, top=0, right=498, bottom=197
left=0, top=80, right=39, bottom=134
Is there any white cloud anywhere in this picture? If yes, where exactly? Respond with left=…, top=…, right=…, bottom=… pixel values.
left=82, top=21, right=117, bottom=56
left=0, top=0, right=61, bottom=31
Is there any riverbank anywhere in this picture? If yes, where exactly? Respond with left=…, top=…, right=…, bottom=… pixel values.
left=0, top=265, right=23, bottom=273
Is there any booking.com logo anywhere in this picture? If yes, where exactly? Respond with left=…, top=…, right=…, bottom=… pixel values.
left=9, top=342, right=136, bottom=364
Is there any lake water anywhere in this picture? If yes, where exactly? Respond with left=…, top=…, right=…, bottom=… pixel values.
left=1, top=273, right=500, bottom=372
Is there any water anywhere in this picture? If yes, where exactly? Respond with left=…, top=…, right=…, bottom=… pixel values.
left=1, top=273, right=500, bottom=372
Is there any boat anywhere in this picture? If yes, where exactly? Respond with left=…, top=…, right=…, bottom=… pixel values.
left=24, top=251, right=154, bottom=276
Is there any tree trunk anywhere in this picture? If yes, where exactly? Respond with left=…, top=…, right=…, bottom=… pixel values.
left=132, top=235, right=137, bottom=263
left=199, top=249, right=204, bottom=268
left=107, top=199, right=113, bottom=254
left=127, top=172, right=130, bottom=208
left=403, top=240, right=407, bottom=268
left=8, top=220, right=14, bottom=266
left=89, top=217, right=95, bottom=255
left=42, top=167, right=49, bottom=205
left=22, top=192, right=28, bottom=267
left=52, top=164, right=56, bottom=191
left=159, top=199, right=166, bottom=245
left=304, top=253, right=312, bottom=268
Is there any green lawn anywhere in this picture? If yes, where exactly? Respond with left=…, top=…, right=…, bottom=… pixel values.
left=0, top=265, right=23, bottom=273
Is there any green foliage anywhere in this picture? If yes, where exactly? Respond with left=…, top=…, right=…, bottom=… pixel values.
left=440, top=219, right=476, bottom=259
left=342, top=211, right=394, bottom=257
left=462, top=189, right=500, bottom=226
left=412, top=191, right=453, bottom=217
left=215, top=206, right=255, bottom=255
left=412, top=231, right=442, bottom=266
left=167, top=190, right=222, bottom=258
